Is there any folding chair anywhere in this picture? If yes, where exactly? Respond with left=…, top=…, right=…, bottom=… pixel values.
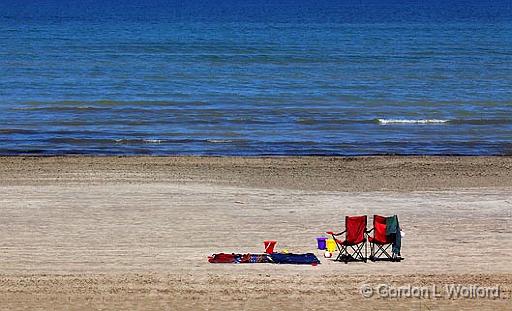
left=327, top=215, right=367, bottom=263
left=368, top=215, right=402, bottom=262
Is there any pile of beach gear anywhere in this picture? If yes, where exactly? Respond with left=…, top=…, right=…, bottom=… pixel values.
left=209, top=214, right=403, bottom=264
left=208, top=240, right=321, bottom=265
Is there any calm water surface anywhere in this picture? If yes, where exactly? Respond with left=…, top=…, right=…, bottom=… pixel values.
left=1, top=1, right=511, bottom=155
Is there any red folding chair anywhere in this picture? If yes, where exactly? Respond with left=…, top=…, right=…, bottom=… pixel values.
left=368, top=214, right=402, bottom=262
left=327, top=215, right=367, bottom=263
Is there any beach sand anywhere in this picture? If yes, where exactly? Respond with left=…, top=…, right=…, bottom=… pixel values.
left=0, top=156, right=511, bottom=310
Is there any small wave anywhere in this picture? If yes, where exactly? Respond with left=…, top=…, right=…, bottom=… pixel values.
left=207, top=139, right=233, bottom=143
left=49, top=138, right=209, bottom=145
left=114, top=138, right=163, bottom=144
left=378, top=119, right=449, bottom=125
left=143, top=139, right=162, bottom=144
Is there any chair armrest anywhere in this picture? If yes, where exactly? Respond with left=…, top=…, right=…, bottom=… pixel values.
left=326, top=230, right=345, bottom=236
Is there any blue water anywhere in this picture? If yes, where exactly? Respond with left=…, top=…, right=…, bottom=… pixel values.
left=1, top=0, right=512, bottom=155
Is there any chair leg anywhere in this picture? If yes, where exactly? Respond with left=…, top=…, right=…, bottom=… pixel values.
left=364, top=241, right=367, bottom=262
left=336, top=245, right=347, bottom=262
left=381, top=244, right=392, bottom=259
left=348, top=243, right=366, bottom=262
left=371, top=243, right=397, bottom=261
left=342, top=245, right=350, bottom=263
left=336, top=242, right=369, bottom=263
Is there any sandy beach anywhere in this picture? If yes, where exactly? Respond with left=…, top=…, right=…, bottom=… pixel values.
left=0, top=156, right=511, bottom=310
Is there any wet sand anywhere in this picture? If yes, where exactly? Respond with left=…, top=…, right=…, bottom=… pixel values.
left=0, top=156, right=511, bottom=310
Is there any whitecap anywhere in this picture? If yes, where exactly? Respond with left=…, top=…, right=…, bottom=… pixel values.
left=143, top=139, right=162, bottom=144
left=378, top=119, right=449, bottom=125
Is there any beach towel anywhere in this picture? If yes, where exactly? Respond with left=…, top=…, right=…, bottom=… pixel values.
left=208, top=253, right=271, bottom=263
left=269, top=253, right=320, bottom=265
left=385, top=215, right=401, bottom=256
left=236, top=254, right=271, bottom=263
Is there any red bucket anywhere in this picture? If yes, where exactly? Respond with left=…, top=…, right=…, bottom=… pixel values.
left=263, top=240, right=277, bottom=254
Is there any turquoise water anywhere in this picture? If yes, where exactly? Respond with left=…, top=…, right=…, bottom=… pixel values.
left=1, top=1, right=511, bottom=155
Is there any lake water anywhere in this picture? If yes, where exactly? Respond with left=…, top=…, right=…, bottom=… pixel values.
left=1, top=0, right=511, bottom=155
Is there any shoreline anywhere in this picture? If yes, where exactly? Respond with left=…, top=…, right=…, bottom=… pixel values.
left=1, top=155, right=511, bottom=191
left=3, top=154, right=510, bottom=158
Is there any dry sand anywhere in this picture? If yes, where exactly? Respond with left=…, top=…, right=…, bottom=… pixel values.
left=0, top=156, right=511, bottom=310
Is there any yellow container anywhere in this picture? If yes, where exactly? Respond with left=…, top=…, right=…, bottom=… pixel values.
left=326, top=239, right=337, bottom=253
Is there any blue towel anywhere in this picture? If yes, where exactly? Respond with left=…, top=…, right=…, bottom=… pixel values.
left=269, top=253, right=320, bottom=265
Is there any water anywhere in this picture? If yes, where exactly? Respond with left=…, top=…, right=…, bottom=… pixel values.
left=1, top=0, right=512, bottom=155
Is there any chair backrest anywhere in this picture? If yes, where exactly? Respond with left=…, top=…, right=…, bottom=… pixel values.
left=373, top=214, right=400, bottom=244
left=345, top=215, right=367, bottom=244
left=373, top=214, right=390, bottom=243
